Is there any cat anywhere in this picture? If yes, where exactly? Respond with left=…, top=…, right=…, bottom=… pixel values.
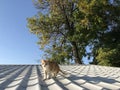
left=41, top=59, right=66, bottom=80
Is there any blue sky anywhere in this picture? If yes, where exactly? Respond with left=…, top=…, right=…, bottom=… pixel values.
left=0, top=0, right=44, bottom=64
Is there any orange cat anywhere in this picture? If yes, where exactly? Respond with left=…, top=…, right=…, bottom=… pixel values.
left=41, top=60, right=65, bottom=80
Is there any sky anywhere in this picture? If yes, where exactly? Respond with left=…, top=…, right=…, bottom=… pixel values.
left=0, top=0, right=44, bottom=64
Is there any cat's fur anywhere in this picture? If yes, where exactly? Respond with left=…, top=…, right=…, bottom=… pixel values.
left=41, top=60, right=65, bottom=80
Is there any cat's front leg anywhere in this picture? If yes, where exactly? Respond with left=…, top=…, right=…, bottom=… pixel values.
left=43, top=71, right=47, bottom=81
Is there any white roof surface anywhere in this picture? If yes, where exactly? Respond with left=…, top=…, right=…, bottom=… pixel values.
left=0, top=65, right=120, bottom=90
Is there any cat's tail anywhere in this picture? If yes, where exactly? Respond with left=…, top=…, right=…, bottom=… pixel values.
left=59, top=69, right=67, bottom=75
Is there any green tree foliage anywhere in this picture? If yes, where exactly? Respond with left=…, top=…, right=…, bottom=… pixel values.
left=27, top=0, right=120, bottom=66
left=78, top=0, right=120, bottom=66
left=96, top=47, right=120, bottom=67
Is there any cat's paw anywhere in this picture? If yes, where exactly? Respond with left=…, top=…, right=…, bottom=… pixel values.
left=52, top=77, right=57, bottom=79
left=42, top=78, right=47, bottom=81
left=48, top=77, right=51, bottom=79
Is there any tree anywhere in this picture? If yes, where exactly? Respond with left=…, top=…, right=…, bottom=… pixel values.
left=27, top=0, right=88, bottom=64
left=27, top=0, right=120, bottom=66
left=78, top=0, right=120, bottom=66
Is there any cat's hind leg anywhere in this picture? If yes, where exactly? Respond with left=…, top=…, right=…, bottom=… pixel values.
left=48, top=72, right=52, bottom=79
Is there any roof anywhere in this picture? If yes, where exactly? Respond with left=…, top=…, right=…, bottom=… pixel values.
left=0, top=65, right=120, bottom=90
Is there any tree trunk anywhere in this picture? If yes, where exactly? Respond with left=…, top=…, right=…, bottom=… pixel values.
left=71, top=41, right=82, bottom=64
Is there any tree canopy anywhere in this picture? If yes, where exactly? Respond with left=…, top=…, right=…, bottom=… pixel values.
left=27, top=0, right=120, bottom=67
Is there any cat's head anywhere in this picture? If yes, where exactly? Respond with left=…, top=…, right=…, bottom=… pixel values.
left=41, top=60, right=48, bottom=67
